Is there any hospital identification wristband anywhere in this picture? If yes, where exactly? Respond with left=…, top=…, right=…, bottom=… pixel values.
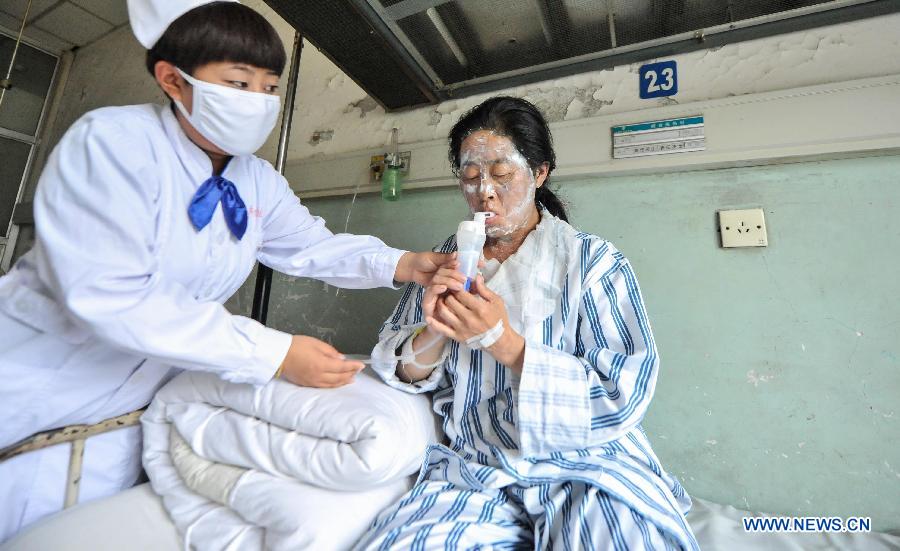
left=465, top=320, right=505, bottom=350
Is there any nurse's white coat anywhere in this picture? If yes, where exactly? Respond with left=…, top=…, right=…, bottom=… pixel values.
left=0, top=104, right=405, bottom=541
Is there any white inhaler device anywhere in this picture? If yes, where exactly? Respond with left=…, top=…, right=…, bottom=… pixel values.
left=456, top=212, right=490, bottom=291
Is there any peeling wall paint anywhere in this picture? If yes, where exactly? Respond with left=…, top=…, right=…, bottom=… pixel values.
left=34, top=9, right=900, bottom=174
left=284, top=13, right=900, bottom=161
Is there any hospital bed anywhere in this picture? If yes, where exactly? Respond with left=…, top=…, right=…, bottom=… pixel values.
left=4, top=481, right=899, bottom=550
left=4, top=366, right=898, bottom=550
left=2, top=367, right=899, bottom=550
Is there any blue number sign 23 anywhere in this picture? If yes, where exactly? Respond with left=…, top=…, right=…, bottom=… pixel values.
left=639, top=61, right=678, bottom=99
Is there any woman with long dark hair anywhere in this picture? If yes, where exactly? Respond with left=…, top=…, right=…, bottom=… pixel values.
left=358, top=96, right=699, bottom=549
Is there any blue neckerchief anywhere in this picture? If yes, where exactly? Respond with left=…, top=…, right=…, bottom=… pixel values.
left=187, top=175, right=248, bottom=240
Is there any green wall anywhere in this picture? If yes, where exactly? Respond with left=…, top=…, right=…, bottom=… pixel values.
left=232, top=154, right=900, bottom=530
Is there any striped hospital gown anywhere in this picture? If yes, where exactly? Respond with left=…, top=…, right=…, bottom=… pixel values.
left=359, top=213, right=699, bottom=551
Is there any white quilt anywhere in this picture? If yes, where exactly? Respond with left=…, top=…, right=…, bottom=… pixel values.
left=142, top=369, right=441, bottom=550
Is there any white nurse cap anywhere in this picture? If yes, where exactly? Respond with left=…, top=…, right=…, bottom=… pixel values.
left=128, top=0, right=240, bottom=49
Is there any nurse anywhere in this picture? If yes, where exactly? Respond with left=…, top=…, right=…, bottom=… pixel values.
left=0, top=0, right=448, bottom=541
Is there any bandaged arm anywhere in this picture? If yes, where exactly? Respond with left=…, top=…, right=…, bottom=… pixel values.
left=369, top=239, right=455, bottom=392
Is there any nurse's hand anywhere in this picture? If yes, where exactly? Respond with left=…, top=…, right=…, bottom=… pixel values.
left=421, top=261, right=466, bottom=320
left=279, top=335, right=365, bottom=388
left=395, top=251, right=454, bottom=287
left=422, top=257, right=487, bottom=329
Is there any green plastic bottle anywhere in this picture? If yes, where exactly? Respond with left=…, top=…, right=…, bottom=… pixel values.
left=381, top=164, right=402, bottom=201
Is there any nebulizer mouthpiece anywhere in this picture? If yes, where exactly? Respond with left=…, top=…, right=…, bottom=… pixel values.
left=456, top=212, right=492, bottom=291
left=347, top=212, right=497, bottom=366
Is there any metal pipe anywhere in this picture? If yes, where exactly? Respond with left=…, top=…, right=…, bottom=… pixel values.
left=606, top=0, right=618, bottom=49
left=251, top=31, right=303, bottom=324
left=274, top=33, right=303, bottom=174
left=0, top=407, right=146, bottom=509
left=384, top=0, right=452, bottom=21
left=64, top=438, right=85, bottom=508
left=426, top=7, right=468, bottom=68
left=534, top=0, right=555, bottom=47
left=357, top=0, right=444, bottom=93
left=0, top=0, right=34, bottom=109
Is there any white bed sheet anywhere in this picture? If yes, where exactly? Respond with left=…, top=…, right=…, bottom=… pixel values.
left=4, top=483, right=898, bottom=550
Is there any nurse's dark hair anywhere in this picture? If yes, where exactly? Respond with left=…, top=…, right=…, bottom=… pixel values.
left=145, top=2, right=286, bottom=76
left=448, top=96, right=568, bottom=222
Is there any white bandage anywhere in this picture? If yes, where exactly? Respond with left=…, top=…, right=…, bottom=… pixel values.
left=401, top=332, right=448, bottom=369
left=465, top=320, right=504, bottom=350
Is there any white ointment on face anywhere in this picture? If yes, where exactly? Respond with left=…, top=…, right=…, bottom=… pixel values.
left=457, top=130, right=537, bottom=239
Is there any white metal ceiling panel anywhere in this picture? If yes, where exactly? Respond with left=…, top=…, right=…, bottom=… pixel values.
left=0, top=0, right=59, bottom=24
left=71, top=0, right=130, bottom=25
left=0, top=11, right=74, bottom=53
left=32, top=2, right=114, bottom=46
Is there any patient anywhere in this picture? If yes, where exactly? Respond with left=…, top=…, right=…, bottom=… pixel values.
left=358, top=96, right=700, bottom=550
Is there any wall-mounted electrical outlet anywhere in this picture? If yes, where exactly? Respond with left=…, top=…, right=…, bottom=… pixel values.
left=718, top=208, right=768, bottom=248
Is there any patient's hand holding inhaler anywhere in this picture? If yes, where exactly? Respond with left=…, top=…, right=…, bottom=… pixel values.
left=456, top=212, right=492, bottom=292
left=356, top=214, right=493, bottom=373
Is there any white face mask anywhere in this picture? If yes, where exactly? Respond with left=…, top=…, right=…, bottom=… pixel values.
left=174, top=68, right=280, bottom=156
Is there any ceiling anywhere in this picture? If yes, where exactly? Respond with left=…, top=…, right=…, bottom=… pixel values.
left=265, top=0, right=900, bottom=111
left=0, top=0, right=129, bottom=54
left=2, top=0, right=896, bottom=105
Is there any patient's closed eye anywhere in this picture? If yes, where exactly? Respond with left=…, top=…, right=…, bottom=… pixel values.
left=492, top=172, right=512, bottom=184
left=461, top=167, right=480, bottom=181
